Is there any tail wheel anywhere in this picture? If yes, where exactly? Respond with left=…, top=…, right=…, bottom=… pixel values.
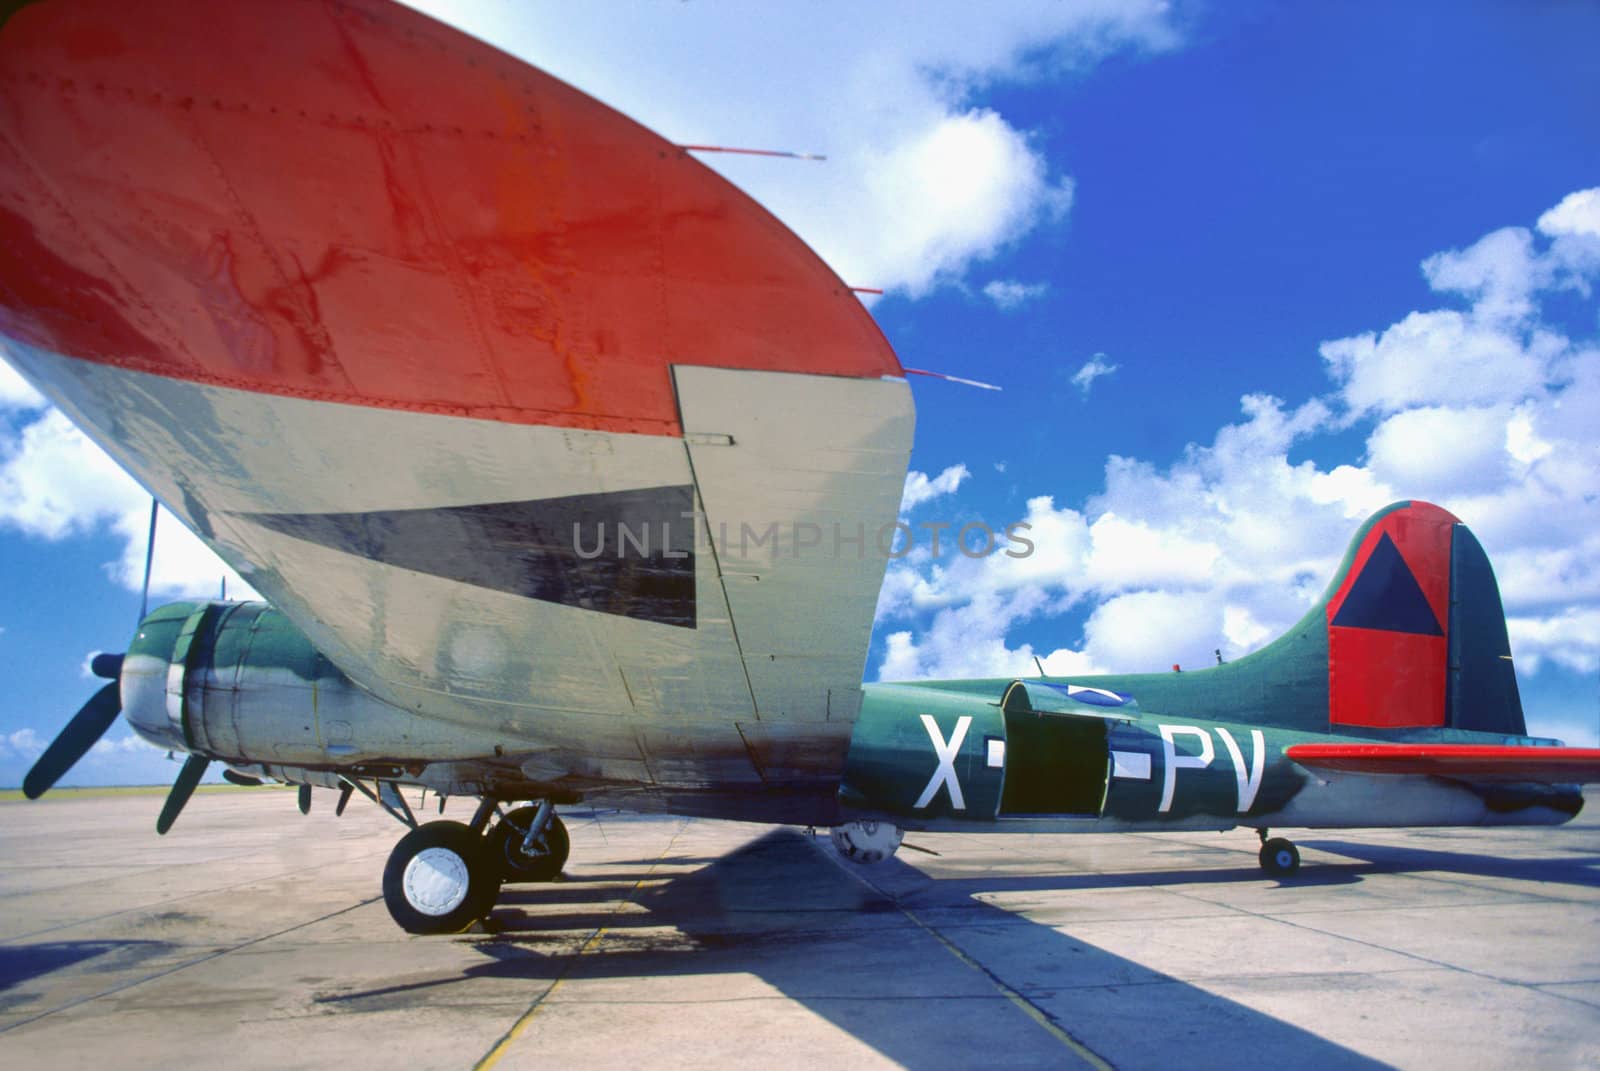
left=489, top=808, right=570, bottom=883
left=1259, top=837, right=1301, bottom=877
left=382, top=820, right=501, bottom=934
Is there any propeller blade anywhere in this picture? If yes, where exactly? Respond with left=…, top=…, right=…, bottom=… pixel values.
left=297, top=783, right=312, bottom=814
left=22, top=682, right=122, bottom=799
left=89, top=652, right=124, bottom=680
left=221, top=769, right=263, bottom=787
left=156, top=754, right=210, bottom=835
left=139, top=499, right=158, bottom=623
left=335, top=782, right=354, bottom=816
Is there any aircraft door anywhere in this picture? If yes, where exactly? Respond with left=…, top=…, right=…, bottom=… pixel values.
left=998, top=682, right=1111, bottom=816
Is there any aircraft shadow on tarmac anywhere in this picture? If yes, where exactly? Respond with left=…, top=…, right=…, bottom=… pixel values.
left=12, top=830, right=1594, bottom=1064
left=0, top=940, right=173, bottom=1004
left=309, top=828, right=1600, bottom=1068
left=1301, top=839, right=1600, bottom=889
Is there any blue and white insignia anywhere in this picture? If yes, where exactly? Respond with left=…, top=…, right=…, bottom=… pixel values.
left=1061, top=683, right=1134, bottom=707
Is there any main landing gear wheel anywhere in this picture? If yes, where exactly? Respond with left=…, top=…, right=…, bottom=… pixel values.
left=489, top=808, right=570, bottom=883
left=382, top=820, right=501, bottom=934
left=1259, top=837, right=1301, bottom=877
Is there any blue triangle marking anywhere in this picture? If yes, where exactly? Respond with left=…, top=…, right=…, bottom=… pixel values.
left=1331, top=532, right=1443, bottom=636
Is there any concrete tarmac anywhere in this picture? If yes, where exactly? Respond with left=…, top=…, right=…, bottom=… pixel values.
left=1, top=788, right=1597, bottom=1069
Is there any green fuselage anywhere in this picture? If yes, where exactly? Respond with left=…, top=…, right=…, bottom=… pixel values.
left=839, top=678, right=1580, bottom=833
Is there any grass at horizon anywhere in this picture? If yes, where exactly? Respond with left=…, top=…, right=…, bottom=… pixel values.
left=0, top=783, right=293, bottom=801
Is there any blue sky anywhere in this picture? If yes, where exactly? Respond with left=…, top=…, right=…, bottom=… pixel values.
left=2, top=1, right=1597, bottom=785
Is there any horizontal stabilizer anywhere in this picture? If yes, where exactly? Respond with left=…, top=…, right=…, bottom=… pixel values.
left=1287, top=743, right=1600, bottom=784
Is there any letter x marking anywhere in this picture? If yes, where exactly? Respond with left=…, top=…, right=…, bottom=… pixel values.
left=914, top=714, right=971, bottom=811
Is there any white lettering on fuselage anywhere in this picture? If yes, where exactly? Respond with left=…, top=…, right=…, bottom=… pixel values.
left=1158, top=725, right=1213, bottom=812
left=915, top=714, right=971, bottom=810
left=1157, top=725, right=1267, bottom=814
left=1216, top=727, right=1266, bottom=814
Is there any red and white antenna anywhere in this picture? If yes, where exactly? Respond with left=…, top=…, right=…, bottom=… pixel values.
left=679, top=144, right=827, bottom=161
left=903, top=367, right=1002, bottom=391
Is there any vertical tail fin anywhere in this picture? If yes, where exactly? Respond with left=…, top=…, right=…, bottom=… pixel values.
left=1326, top=501, right=1524, bottom=734
left=1445, top=523, right=1525, bottom=734
left=1073, top=500, right=1526, bottom=736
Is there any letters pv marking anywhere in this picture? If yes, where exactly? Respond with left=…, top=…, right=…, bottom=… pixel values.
left=1157, top=724, right=1268, bottom=814
left=1216, top=727, right=1266, bottom=813
left=915, top=714, right=971, bottom=811
left=1158, top=725, right=1214, bottom=812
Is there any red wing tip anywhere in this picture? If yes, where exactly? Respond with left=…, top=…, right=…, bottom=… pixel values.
left=1285, top=743, right=1600, bottom=783
left=1286, top=745, right=1600, bottom=761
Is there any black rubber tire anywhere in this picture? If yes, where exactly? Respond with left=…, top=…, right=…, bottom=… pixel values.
left=489, top=808, right=570, bottom=883
left=382, top=820, right=501, bottom=934
left=1259, top=837, right=1301, bottom=877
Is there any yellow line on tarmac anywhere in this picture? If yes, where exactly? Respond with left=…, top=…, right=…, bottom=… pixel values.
left=895, top=903, right=1113, bottom=1071
left=814, top=832, right=1112, bottom=1071
left=475, top=820, right=688, bottom=1071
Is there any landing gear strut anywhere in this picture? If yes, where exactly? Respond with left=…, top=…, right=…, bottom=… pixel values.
left=488, top=802, right=570, bottom=883
left=1256, top=828, right=1300, bottom=877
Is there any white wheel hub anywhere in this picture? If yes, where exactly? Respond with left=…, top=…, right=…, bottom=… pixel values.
left=830, top=820, right=904, bottom=864
left=403, top=846, right=471, bottom=915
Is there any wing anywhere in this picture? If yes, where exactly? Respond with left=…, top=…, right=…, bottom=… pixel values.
left=0, top=0, right=913, bottom=786
left=1286, top=744, right=1600, bottom=784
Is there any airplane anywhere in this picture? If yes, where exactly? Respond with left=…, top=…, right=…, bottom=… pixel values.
left=4, top=0, right=1597, bottom=935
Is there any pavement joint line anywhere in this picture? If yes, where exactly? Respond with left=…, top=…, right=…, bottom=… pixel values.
left=473, top=818, right=691, bottom=1071
left=810, top=833, right=1115, bottom=1071
left=1018, top=964, right=1449, bottom=993
left=945, top=838, right=1600, bottom=1010
left=1245, top=897, right=1558, bottom=919
left=0, top=895, right=382, bottom=1033
left=4, top=845, right=393, bottom=943
left=1157, top=882, right=1600, bottom=1011
left=1086, top=896, right=1545, bottom=923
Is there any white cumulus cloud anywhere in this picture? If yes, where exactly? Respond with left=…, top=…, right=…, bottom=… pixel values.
left=1537, top=188, right=1600, bottom=239
left=900, top=464, right=972, bottom=513
left=1070, top=354, right=1120, bottom=395
left=0, top=407, right=258, bottom=603
left=1320, top=309, right=1550, bottom=417
left=402, top=0, right=1180, bottom=296
left=983, top=279, right=1051, bottom=310
left=1, top=728, right=45, bottom=760
left=1364, top=405, right=1514, bottom=498
left=877, top=187, right=1600, bottom=692
left=90, top=733, right=161, bottom=757
left=0, top=351, right=45, bottom=410
left=1421, top=226, right=1541, bottom=323
left=1507, top=608, right=1600, bottom=675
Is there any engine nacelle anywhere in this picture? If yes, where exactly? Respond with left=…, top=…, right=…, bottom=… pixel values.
left=121, top=600, right=505, bottom=767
